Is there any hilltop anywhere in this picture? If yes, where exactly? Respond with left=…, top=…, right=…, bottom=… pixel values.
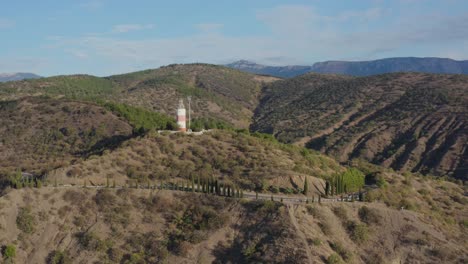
left=226, top=57, right=468, bottom=78
left=252, top=72, right=468, bottom=179
left=0, top=64, right=279, bottom=128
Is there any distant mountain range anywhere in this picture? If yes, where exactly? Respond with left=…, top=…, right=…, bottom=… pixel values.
left=226, top=57, right=468, bottom=78
left=0, top=72, right=42, bottom=82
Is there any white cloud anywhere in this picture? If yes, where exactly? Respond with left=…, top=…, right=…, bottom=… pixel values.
left=45, top=4, right=468, bottom=75
left=112, top=24, right=155, bottom=33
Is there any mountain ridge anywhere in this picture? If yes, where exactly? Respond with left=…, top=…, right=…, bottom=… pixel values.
left=0, top=72, right=42, bottom=82
left=227, top=57, right=468, bottom=77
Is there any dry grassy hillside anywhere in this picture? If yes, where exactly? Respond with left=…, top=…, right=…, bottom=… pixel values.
left=0, top=169, right=465, bottom=264
left=108, top=64, right=278, bottom=128
left=48, top=130, right=342, bottom=194
left=0, top=97, right=133, bottom=177
left=252, top=72, right=468, bottom=179
left=0, top=64, right=280, bottom=128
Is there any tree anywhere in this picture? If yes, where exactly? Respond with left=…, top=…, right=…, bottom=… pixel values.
left=303, top=177, right=309, bottom=195
left=325, top=181, right=330, bottom=196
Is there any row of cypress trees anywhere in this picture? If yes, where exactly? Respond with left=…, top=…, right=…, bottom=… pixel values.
left=325, top=168, right=365, bottom=196
left=157, top=176, right=244, bottom=198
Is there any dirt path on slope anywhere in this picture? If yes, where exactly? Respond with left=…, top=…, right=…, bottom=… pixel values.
left=287, top=204, right=312, bottom=264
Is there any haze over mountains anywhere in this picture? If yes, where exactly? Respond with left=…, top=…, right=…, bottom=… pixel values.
left=227, top=57, right=468, bottom=78
left=0, top=72, right=42, bottom=82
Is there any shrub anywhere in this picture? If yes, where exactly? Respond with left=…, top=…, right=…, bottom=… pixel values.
left=47, top=250, right=71, bottom=264
left=16, top=207, right=36, bottom=234
left=327, top=253, right=343, bottom=264
left=329, top=242, right=352, bottom=261
left=2, top=244, right=16, bottom=260
left=306, top=205, right=319, bottom=217
left=332, top=206, right=347, bottom=220
left=346, top=221, right=369, bottom=244
left=358, top=206, right=381, bottom=225
left=77, top=232, right=107, bottom=252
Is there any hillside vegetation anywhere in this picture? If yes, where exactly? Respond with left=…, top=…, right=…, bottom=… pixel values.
left=0, top=64, right=278, bottom=128
left=0, top=97, right=133, bottom=178
left=48, top=130, right=342, bottom=194
left=0, top=168, right=466, bottom=263
left=252, top=72, right=468, bottom=179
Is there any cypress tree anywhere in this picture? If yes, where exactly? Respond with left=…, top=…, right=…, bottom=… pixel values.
left=318, top=195, right=321, bottom=204
left=325, top=181, right=330, bottom=196
left=227, top=186, right=231, bottom=197
left=271, top=195, right=274, bottom=201
left=112, top=180, right=116, bottom=188
left=240, top=189, right=244, bottom=198
left=256, top=192, right=258, bottom=200
left=303, top=177, right=309, bottom=195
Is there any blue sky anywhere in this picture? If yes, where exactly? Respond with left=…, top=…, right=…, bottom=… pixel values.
left=1, top=0, right=467, bottom=76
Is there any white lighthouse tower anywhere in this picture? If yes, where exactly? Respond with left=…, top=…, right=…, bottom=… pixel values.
left=177, top=99, right=187, bottom=132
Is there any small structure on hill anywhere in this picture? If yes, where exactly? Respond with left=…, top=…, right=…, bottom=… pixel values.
left=177, top=99, right=187, bottom=132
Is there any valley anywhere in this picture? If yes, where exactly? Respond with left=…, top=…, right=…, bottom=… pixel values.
left=0, top=63, right=466, bottom=264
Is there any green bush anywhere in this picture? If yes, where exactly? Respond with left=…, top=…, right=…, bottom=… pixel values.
left=346, top=221, right=369, bottom=243
left=16, top=207, right=36, bottom=234
left=327, top=253, right=343, bottom=264
left=2, top=244, right=16, bottom=260
left=101, top=102, right=176, bottom=132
